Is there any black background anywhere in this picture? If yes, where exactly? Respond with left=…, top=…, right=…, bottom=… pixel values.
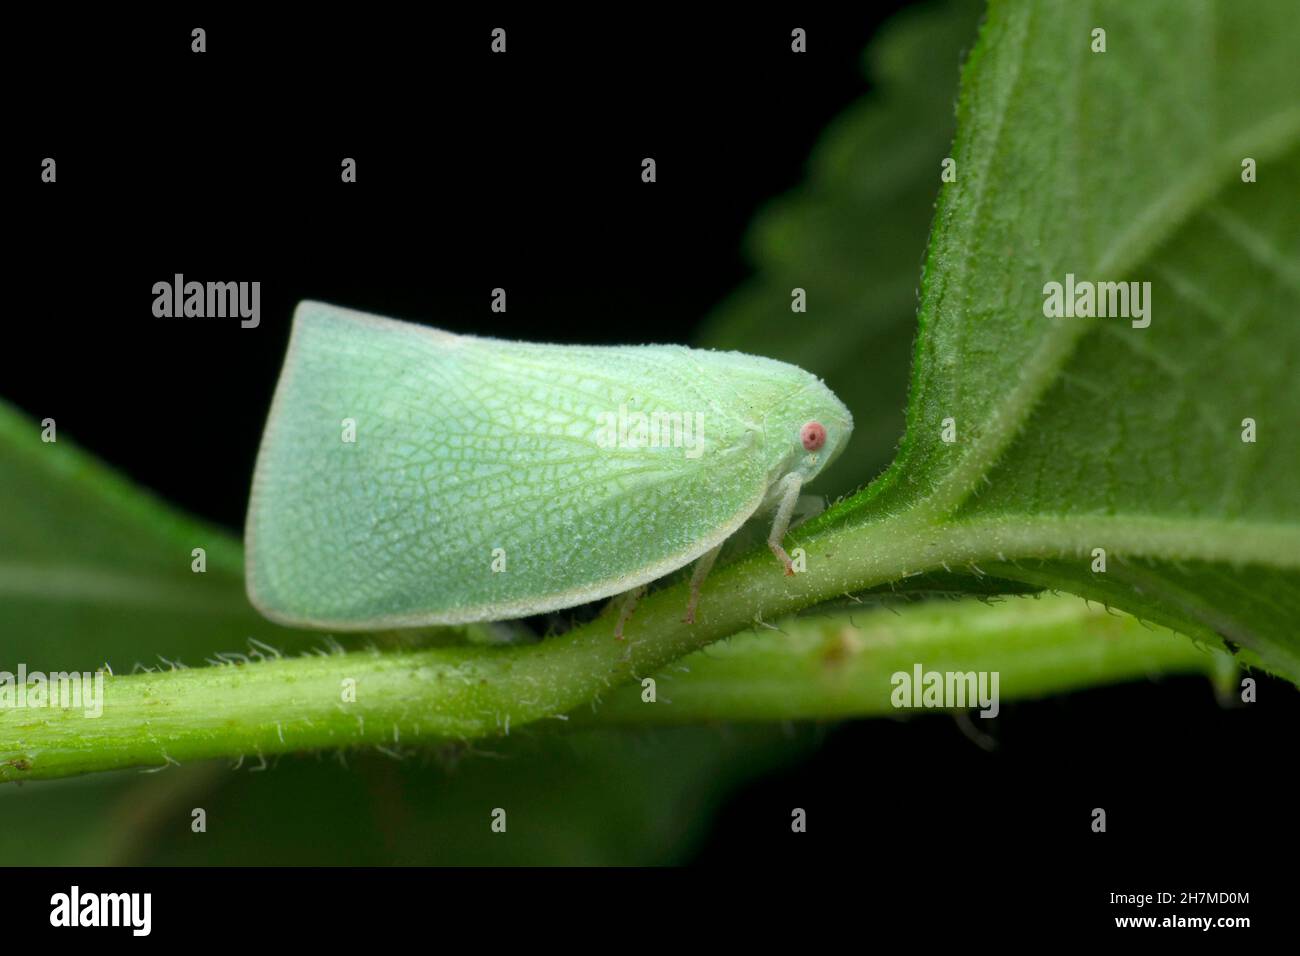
left=4, top=3, right=1293, bottom=920
left=9, top=9, right=897, bottom=531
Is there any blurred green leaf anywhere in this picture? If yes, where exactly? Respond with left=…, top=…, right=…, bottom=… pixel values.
left=0, top=728, right=816, bottom=865
left=698, top=0, right=986, bottom=492
left=0, top=399, right=331, bottom=672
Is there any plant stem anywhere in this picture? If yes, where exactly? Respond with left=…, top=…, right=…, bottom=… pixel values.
left=2, top=580, right=1227, bottom=781
left=576, top=593, right=1232, bottom=724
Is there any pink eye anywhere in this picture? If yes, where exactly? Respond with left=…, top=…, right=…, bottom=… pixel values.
left=800, top=421, right=826, bottom=451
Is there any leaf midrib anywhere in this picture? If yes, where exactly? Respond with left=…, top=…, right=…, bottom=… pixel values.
left=0, top=561, right=251, bottom=614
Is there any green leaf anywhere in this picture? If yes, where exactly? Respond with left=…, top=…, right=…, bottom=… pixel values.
left=818, top=0, right=1300, bottom=677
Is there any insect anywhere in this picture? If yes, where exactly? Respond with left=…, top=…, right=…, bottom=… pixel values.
left=245, top=301, right=853, bottom=636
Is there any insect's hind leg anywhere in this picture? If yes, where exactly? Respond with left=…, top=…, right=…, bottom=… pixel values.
left=682, top=542, right=724, bottom=625
left=612, top=584, right=647, bottom=641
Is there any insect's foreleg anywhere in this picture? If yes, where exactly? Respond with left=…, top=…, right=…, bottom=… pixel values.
left=682, top=542, right=724, bottom=625
left=767, top=472, right=804, bottom=576
left=613, top=584, right=648, bottom=641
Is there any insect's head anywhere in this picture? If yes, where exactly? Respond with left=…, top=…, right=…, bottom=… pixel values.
left=786, top=380, right=853, bottom=483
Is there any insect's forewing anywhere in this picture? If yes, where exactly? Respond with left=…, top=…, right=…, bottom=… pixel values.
left=245, top=302, right=791, bottom=629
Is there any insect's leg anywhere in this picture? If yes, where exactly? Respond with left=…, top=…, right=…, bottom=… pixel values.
left=682, top=542, right=724, bottom=625
left=767, top=472, right=804, bottom=576
left=613, top=584, right=648, bottom=641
